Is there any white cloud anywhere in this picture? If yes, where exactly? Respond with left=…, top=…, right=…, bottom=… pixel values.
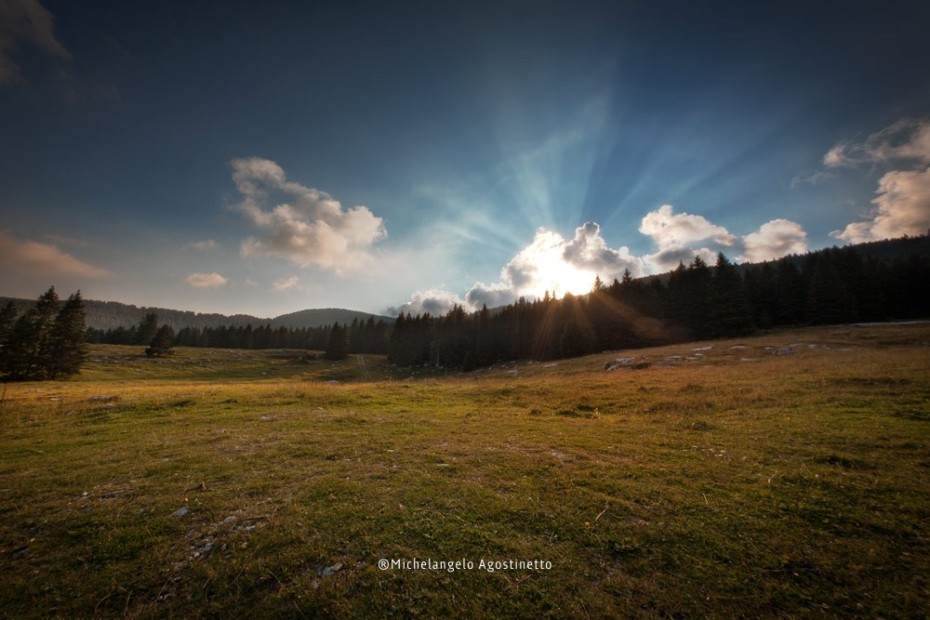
left=643, top=245, right=717, bottom=272
left=831, top=167, right=930, bottom=243
left=186, top=239, right=219, bottom=251
left=741, top=219, right=808, bottom=262
left=826, top=118, right=930, bottom=243
left=0, top=230, right=109, bottom=277
left=231, top=157, right=386, bottom=274
left=387, top=288, right=468, bottom=317
left=824, top=118, right=930, bottom=168
left=0, top=0, right=70, bottom=84
left=638, top=204, right=737, bottom=249
left=790, top=169, right=835, bottom=188
left=562, top=221, right=644, bottom=277
left=185, top=272, right=228, bottom=288
left=272, top=275, right=300, bottom=291
left=464, top=282, right=518, bottom=310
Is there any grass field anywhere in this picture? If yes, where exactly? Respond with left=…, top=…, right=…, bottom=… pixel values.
left=1, top=323, right=929, bottom=618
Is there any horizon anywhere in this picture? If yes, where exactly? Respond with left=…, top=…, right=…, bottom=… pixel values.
left=1, top=0, right=929, bottom=317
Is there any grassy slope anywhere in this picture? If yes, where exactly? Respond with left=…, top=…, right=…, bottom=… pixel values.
left=1, top=325, right=929, bottom=618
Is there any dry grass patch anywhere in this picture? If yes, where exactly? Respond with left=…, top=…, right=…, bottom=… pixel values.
left=1, top=324, right=929, bottom=617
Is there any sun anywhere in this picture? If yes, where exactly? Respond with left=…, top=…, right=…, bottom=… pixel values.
left=505, top=229, right=597, bottom=299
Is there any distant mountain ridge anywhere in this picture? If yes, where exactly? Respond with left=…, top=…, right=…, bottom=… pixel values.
left=0, top=297, right=393, bottom=331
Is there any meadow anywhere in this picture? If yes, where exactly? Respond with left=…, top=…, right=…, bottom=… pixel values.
left=1, top=323, right=928, bottom=618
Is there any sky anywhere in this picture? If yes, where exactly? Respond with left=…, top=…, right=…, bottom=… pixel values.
left=1, top=0, right=928, bottom=318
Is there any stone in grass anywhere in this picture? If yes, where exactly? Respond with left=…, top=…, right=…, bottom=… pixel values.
left=312, top=562, right=345, bottom=580
left=171, top=506, right=190, bottom=517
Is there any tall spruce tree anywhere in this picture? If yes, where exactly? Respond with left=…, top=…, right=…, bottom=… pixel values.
left=710, top=253, right=753, bottom=337
left=1, top=310, right=41, bottom=380
left=145, top=324, right=176, bottom=357
left=45, top=291, right=88, bottom=379
left=325, top=322, right=348, bottom=360
left=135, top=312, right=159, bottom=345
left=0, top=301, right=15, bottom=343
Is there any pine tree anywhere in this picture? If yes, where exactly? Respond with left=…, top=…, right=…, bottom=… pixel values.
left=135, top=312, right=159, bottom=345
left=0, top=301, right=16, bottom=343
left=145, top=324, right=176, bottom=357
left=0, top=287, right=60, bottom=380
left=45, top=291, right=88, bottom=379
left=710, top=253, right=754, bottom=337
left=325, top=322, right=348, bottom=360
left=1, top=311, right=41, bottom=380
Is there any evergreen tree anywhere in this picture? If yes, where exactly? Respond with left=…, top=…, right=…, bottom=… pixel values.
left=0, top=301, right=16, bottom=343
left=806, top=252, right=856, bottom=324
left=135, top=312, right=159, bottom=345
left=0, top=288, right=60, bottom=380
left=710, top=253, right=753, bottom=337
left=325, top=322, right=348, bottom=360
left=34, top=287, right=61, bottom=375
left=145, top=324, right=176, bottom=357
left=45, top=291, right=88, bottom=379
left=1, top=310, right=42, bottom=380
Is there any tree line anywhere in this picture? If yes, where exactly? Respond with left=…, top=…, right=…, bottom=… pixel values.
left=387, top=240, right=930, bottom=368
left=3, top=236, right=927, bottom=379
left=86, top=315, right=390, bottom=357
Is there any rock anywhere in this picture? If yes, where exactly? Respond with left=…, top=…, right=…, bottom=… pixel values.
left=171, top=506, right=190, bottom=517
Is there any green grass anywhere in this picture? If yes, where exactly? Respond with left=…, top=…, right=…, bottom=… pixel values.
left=1, top=324, right=929, bottom=618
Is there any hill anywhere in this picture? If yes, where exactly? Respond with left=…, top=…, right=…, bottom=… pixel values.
left=0, top=296, right=392, bottom=332
left=269, top=308, right=392, bottom=329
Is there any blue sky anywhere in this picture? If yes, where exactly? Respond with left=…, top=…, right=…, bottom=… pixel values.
left=1, top=0, right=928, bottom=317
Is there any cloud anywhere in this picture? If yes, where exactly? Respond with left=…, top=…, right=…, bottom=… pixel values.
left=790, top=169, right=835, bottom=188
left=386, top=288, right=468, bottom=317
left=185, top=239, right=219, bottom=251
left=638, top=204, right=737, bottom=249
left=459, top=223, right=644, bottom=309
left=636, top=204, right=803, bottom=270
left=185, top=272, right=228, bottom=288
left=826, top=118, right=930, bottom=243
left=831, top=167, right=930, bottom=243
left=0, top=230, right=109, bottom=277
left=272, top=275, right=299, bottom=291
left=464, top=282, right=518, bottom=310
left=742, top=219, right=808, bottom=262
left=0, top=0, right=70, bottom=84
left=231, top=157, right=386, bottom=274
left=562, top=222, right=644, bottom=277
left=643, top=245, right=715, bottom=271
left=824, top=118, right=930, bottom=168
